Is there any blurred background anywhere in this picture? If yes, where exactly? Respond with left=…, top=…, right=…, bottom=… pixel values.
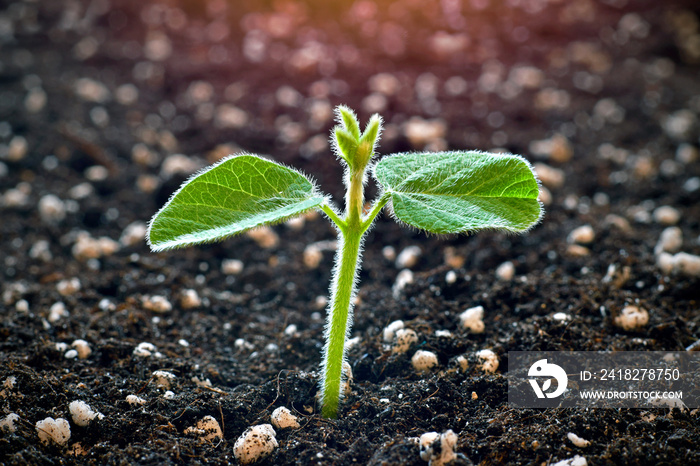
left=2, top=0, right=699, bottom=208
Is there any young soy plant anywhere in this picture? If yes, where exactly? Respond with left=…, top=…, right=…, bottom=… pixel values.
left=147, top=105, right=543, bottom=418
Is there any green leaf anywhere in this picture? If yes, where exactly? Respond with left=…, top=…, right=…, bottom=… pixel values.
left=373, top=151, right=542, bottom=234
left=336, top=105, right=361, bottom=140
left=360, top=114, right=382, bottom=148
left=148, top=154, right=324, bottom=251
left=333, top=127, right=357, bottom=164
left=357, top=114, right=383, bottom=166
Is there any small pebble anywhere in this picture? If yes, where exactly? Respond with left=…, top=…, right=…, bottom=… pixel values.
left=233, top=424, right=278, bottom=465
left=152, top=370, right=176, bottom=389
left=604, top=214, right=631, bottom=232
left=163, top=391, right=175, bottom=400
left=534, top=163, right=565, bottom=189
left=284, top=324, right=298, bottom=336
left=74, top=78, right=111, bottom=103
left=382, top=246, right=396, bottom=261
left=495, top=261, right=515, bottom=281
left=221, top=258, right=244, bottom=275
left=368, top=73, right=401, bottom=96
left=38, top=194, right=66, bottom=224
left=234, top=339, right=253, bottom=352
left=476, top=349, right=499, bottom=373
left=683, top=177, right=700, bottom=192
left=215, top=104, right=249, bottom=129
left=443, top=247, right=465, bottom=268
left=69, top=400, right=104, bottom=426
left=246, top=226, right=279, bottom=249
left=392, top=329, right=418, bottom=354
left=133, top=342, right=157, bottom=357
left=0, top=413, right=19, bottom=433
left=71, top=339, right=92, bottom=359
left=142, top=295, right=172, bottom=313
left=552, top=455, right=588, bottom=466
left=15, top=299, right=29, bottom=313
left=459, top=306, right=485, bottom=333
left=120, top=221, right=147, bottom=247
left=303, top=244, right=323, bottom=269
left=614, top=305, right=649, bottom=331
left=552, top=312, right=571, bottom=322
left=392, top=269, right=414, bottom=298
left=72, top=234, right=120, bottom=261
left=411, top=350, right=438, bottom=372
left=2, top=187, right=30, bottom=207
left=48, top=302, right=69, bottom=323
left=658, top=252, right=700, bottom=277
left=445, top=270, right=457, bottom=284
left=36, top=417, right=71, bottom=445
left=25, top=87, right=47, bottom=112
left=115, top=83, right=139, bottom=106
left=362, top=93, right=388, bottom=113
left=383, top=320, right=405, bottom=343
left=185, top=415, right=223, bottom=441
left=655, top=227, right=683, bottom=255
left=271, top=406, right=300, bottom=430
left=4, top=377, right=16, bottom=390
left=345, top=336, right=361, bottom=350
left=566, top=244, right=590, bottom=257
left=160, top=154, right=201, bottom=177
left=314, top=296, right=327, bottom=310
left=7, top=136, right=28, bottom=161
left=285, top=216, right=305, bottom=230
left=662, top=109, right=695, bottom=140
left=652, top=206, right=681, bottom=225
left=64, top=349, right=79, bottom=359
left=528, top=133, right=573, bottom=163
left=567, top=225, right=595, bottom=245
left=57, top=278, right=81, bottom=296
left=180, top=289, right=201, bottom=309
left=126, top=394, right=146, bottom=405
left=395, top=245, right=422, bottom=269
left=675, top=143, right=698, bottom=164
left=419, top=430, right=458, bottom=466
left=567, top=432, right=591, bottom=448
left=55, top=342, right=69, bottom=352
left=403, top=117, right=447, bottom=149
left=69, top=182, right=94, bottom=200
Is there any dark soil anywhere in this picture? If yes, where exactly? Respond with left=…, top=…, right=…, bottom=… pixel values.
left=2, top=0, right=700, bottom=464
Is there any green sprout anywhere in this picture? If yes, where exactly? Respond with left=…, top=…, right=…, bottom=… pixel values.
left=147, top=105, right=543, bottom=418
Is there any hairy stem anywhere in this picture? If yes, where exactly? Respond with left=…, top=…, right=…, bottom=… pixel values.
left=320, top=227, right=362, bottom=418
left=320, top=108, right=384, bottom=418
left=321, top=152, right=367, bottom=419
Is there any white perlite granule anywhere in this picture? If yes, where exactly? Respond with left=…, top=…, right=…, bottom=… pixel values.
left=233, top=424, right=278, bottom=465
left=69, top=400, right=104, bottom=426
left=36, top=417, right=71, bottom=445
left=271, top=406, right=300, bottom=429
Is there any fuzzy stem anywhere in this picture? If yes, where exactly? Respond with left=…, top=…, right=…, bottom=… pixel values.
left=320, top=227, right=362, bottom=418
left=320, top=108, right=385, bottom=418
left=320, top=149, right=368, bottom=418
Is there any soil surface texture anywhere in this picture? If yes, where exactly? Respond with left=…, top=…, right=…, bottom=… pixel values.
left=1, top=0, right=700, bottom=465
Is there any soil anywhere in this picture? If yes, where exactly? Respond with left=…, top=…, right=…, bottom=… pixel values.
left=2, top=0, right=700, bottom=464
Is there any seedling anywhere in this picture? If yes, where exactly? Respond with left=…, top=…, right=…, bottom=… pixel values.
left=147, top=105, right=543, bottom=418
